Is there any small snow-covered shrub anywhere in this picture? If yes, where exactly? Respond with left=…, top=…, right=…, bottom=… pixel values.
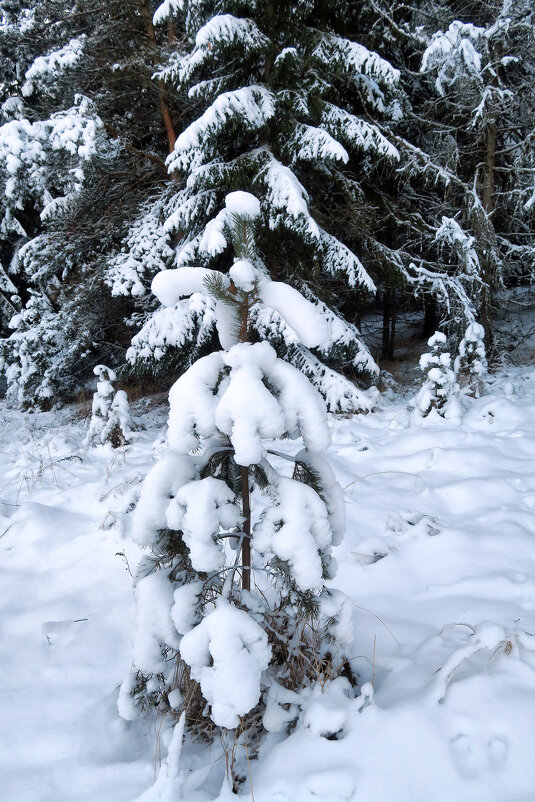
left=454, top=322, right=487, bottom=397
left=120, top=192, right=353, bottom=774
left=411, top=331, right=459, bottom=418
left=84, top=365, right=131, bottom=447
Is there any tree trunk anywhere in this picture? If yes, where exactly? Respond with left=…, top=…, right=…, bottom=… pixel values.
left=140, top=0, right=177, bottom=153
left=423, top=296, right=438, bottom=338
left=240, top=466, right=251, bottom=591
left=381, top=289, right=396, bottom=360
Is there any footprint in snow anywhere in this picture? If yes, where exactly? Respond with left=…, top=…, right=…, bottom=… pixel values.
left=450, top=732, right=509, bottom=776
left=488, top=734, right=509, bottom=767
left=450, top=733, right=482, bottom=777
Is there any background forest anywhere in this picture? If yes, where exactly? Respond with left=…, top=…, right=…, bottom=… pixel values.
left=0, top=0, right=533, bottom=409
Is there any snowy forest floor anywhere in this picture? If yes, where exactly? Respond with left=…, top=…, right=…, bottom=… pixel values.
left=2, top=362, right=535, bottom=802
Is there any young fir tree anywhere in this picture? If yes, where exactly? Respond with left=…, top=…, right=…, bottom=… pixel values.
left=411, top=330, right=459, bottom=418
left=119, top=0, right=411, bottom=411
left=84, top=365, right=132, bottom=448
left=454, top=322, right=487, bottom=397
left=119, top=193, right=354, bottom=787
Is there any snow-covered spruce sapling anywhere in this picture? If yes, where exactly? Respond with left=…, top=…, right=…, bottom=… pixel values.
left=84, top=365, right=131, bottom=448
left=454, top=322, right=487, bottom=398
left=120, top=192, right=353, bottom=769
left=411, top=332, right=459, bottom=418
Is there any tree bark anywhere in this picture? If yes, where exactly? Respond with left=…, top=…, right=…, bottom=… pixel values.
left=140, top=0, right=177, bottom=153
left=240, top=466, right=251, bottom=591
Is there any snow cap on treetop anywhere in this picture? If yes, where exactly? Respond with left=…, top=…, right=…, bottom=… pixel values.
left=428, top=331, right=447, bottom=348
left=229, top=260, right=258, bottom=292
left=93, top=364, right=116, bottom=381
left=225, top=190, right=261, bottom=218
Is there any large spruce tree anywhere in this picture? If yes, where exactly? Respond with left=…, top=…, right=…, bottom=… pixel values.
left=117, top=0, right=412, bottom=411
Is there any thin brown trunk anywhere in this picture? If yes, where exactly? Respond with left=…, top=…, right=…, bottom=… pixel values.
left=240, top=466, right=251, bottom=591
left=140, top=0, right=177, bottom=153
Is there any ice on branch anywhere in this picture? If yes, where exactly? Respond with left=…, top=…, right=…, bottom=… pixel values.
left=179, top=600, right=271, bottom=728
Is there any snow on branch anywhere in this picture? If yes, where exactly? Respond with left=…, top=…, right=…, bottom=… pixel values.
left=435, top=216, right=480, bottom=279
left=180, top=600, right=271, bottom=728
left=318, top=228, right=376, bottom=292
left=284, top=123, right=348, bottom=164
left=320, top=103, right=399, bottom=161
left=157, top=15, right=268, bottom=90
left=253, top=475, right=333, bottom=591
left=290, top=345, right=380, bottom=414
left=166, top=86, right=276, bottom=173
left=166, top=478, right=242, bottom=572
left=0, top=95, right=111, bottom=229
left=126, top=293, right=216, bottom=365
left=421, top=20, right=486, bottom=96
left=314, top=33, right=400, bottom=87
left=107, top=194, right=174, bottom=299
left=256, top=155, right=320, bottom=238
left=153, top=0, right=183, bottom=25
left=22, top=37, right=86, bottom=97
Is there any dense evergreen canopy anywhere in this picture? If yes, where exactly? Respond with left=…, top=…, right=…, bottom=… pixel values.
left=0, top=0, right=533, bottom=407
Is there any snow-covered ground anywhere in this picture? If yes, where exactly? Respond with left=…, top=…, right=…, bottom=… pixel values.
left=2, top=367, right=535, bottom=802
